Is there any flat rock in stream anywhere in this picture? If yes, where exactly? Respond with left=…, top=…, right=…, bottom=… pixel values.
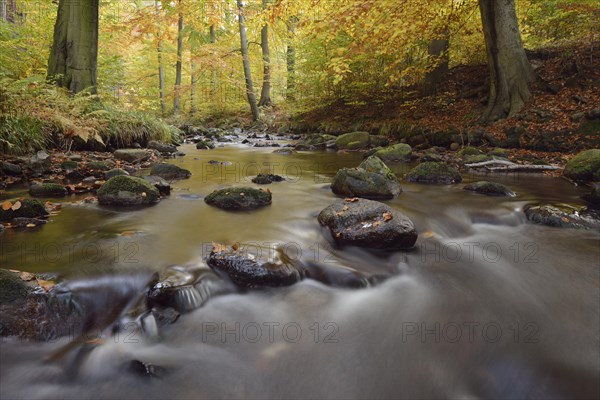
left=463, top=181, right=515, bottom=197
left=318, top=198, right=418, bottom=249
left=524, top=203, right=600, bottom=230
left=150, top=163, right=192, bottom=180
left=207, top=245, right=302, bottom=288
left=405, top=162, right=462, bottom=184
left=204, top=187, right=272, bottom=210
left=97, top=176, right=160, bottom=206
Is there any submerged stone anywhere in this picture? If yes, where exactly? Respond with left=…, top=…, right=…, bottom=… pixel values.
left=251, top=174, right=284, bottom=185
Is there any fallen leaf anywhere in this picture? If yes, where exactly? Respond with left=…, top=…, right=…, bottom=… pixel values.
left=1, top=201, right=12, bottom=211
left=19, top=271, right=36, bottom=281
left=141, top=192, right=147, bottom=198
left=212, top=242, right=229, bottom=253
left=11, top=201, right=21, bottom=211
left=37, top=279, right=55, bottom=292
left=344, top=197, right=359, bottom=203
left=26, top=223, right=36, bottom=228
left=342, top=205, right=349, bottom=212
left=232, top=242, right=239, bottom=251
left=120, top=231, right=136, bottom=237
left=561, top=217, right=569, bottom=223
left=383, top=212, right=393, bottom=222
left=373, top=220, right=381, bottom=227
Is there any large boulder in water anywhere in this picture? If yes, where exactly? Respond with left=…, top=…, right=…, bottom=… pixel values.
left=207, top=244, right=302, bottom=288
left=0, top=199, right=48, bottom=222
left=331, top=156, right=401, bottom=199
left=564, top=149, right=600, bottom=182
left=150, top=163, right=191, bottom=180
left=204, top=187, right=272, bottom=210
left=318, top=198, right=417, bottom=249
left=373, top=143, right=412, bottom=162
left=335, top=131, right=370, bottom=150
left=524, top=203, right=600, bottom=230
left=463, top=181, right=515, bottom=197
left=97, top=175, right=160, bottom=206
left=405, top=162, right=462, bottom=184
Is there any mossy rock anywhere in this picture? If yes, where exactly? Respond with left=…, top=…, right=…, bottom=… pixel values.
left=488, top=148, right=510, bottom=157
left=335, top=131, right=370, bottom=150
left=524, top=203, right=600, bottom=230
left=0, top=269, right=30, bottom=304
left=205, top=187, right=272, bottom=210
left=463, top=181, right=515, bottom=197
left=150, top=163, right=192, bottom=180
left=405, top=162, right=462, bottom=184
left=331, top=156, right=401, bottom=199
left=97, top=175, right=160, bottom=206
left=1, top=162, right=23, bottom=175
left=458, top=146, right=482, bottom=156
left=373, top=143, right=412, bottom=162
left=87, top=161, right=111, bottom=171
left=105, top=168, right=130, bottom=179
left=29, top=183, right=68, bottom=197
left=60, top=160, right=79, bottom=170
left=463, top=154, right=492, bottom=164
left=419, top=153, right=443, bottom=162
left=0, top=199, right=48, bottom=221
left=564, top=149, right=600, bottom=182
left=369, top=135, right=390, bottom=147
left=196, top=140, right=215, bottom=150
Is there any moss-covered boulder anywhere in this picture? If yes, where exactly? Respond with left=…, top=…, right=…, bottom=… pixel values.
left=113, top=149, right=152, bottom=163
left=564, top=149, right=600, bottom=182
left=0, top=199, right=48, bottom=221
left=295, top=134, right=329, bottom=150
left=105, top=168, right=130, bottom=179
left=405, top=162, right=462, bottom=184
left=335, top=131, right=370, bottom=150
left=373, top=143, right=412, bottom=162
left=0, top=269, right=30, bottom=304
left=251, top=174, right=285, bottom=185
left=97, top=176, right=160, bottom=206
left=369, top=135, right=390, bottom=147
left=458, top=146, right=483, bottom=156
left=463, top=181, right=515, bottom=197
left=150, top=163, right=191, bottom=180
left=29, top=183, right=68, bottom=197
left=205, top=187, right=272, bottom=210
left=332, top=156, right=401, bottom=199
left=524, top=203, right=600, bottom=230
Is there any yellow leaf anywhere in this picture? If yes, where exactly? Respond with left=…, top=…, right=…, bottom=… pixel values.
left=26, top=223, right=36, bottom=228
left=11, top=201, right=21, bottom=211
left=1, top=201, right=12, bottom=211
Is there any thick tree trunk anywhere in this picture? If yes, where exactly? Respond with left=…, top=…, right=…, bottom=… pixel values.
left=1, top=0, right=7, bottom=21
left=47, top=0, right=99, bottom=94
left=155, top=0, right=166, bottom=115
left=173, top=11, right=183, bottom=115
left=258, top=0, right=271, bottom=106
left=479, top=0, right=535, bottom=122
left=286, top=16, right=297, bottom=101
left=237, top=0, right=259, bottom=121
left=210, top=25, right=217, bottom=96
left=190, top=50, right=197, bottom=114
left=423, top=34, right=449, bottom=96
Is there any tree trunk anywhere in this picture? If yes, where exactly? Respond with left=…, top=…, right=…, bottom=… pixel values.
left=479, top=0, right=535, bottom=123
left=258, top=0, right=271, bottom=106
left=210, top=24, right=217, bottom=97
left=237, top=0, right=259, bottom=121
left=190, top=49, right=197, bottom=114
left=173, top=11, right=183, bottom=115
left=1, top=0, right=7, bottom=21
left=423, top=34, right=449, bottom=96
left=155, top=0, right=166, bottom=115
left=286, top=16, right=297, bottom=101
left=47, top=0, right=99, bottom=94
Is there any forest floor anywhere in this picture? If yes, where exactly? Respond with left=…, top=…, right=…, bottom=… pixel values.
left=287, top=40, right=600, bottom=165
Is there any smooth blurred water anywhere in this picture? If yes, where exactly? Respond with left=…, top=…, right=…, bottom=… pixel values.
left=1, top=143, right=599, bottom=399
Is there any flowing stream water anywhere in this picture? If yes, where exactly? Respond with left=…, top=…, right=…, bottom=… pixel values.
left=1, top=143, right=599, bottom=399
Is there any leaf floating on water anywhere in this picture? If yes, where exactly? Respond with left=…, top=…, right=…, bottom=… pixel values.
left=382, top=212, right=393, bottom=222
left=344, top=197, right=359, bottom=203
left=19, top=271, right=36, bottom=281
left=1, top=201, right=12, bottom=211
left=11, top=201, right=21, bottom=211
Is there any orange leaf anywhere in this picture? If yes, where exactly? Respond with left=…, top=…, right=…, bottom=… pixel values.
left=344, top=197, right=359, bottom=202
left=1, top=201, right=12, bottom=211
left=120, top=231, right=136, bottom=237
left=37, top=279, right=55, bottom=292
left=382, top=212, right=393, bottom=222
left=19, top=271, right=36, bottom=281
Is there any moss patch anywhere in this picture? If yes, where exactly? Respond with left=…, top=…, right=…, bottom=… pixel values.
left=0, top=199, right=48, bottom=221
left=205, top=187, right=272, bottom=210
left=564, top=149, right=600, bottom=182
left=0, top=269, right=30, bottom=303
left=405, top=162, right=462, bottom=184
left=29, top=183, right=68, bottom=197
left=97, top=175, right=160, bottom=206
left=373, top=143, right=412, bottom=162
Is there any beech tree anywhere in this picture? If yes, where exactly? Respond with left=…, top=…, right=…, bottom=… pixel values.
left=47, top=0, right=99, bottom=94
left=173, top=7, right=184, bottom=115
left=237, top=0, right=259, bottom=121
left=478, top=0, right=536, bottom=122
left=258, top=0, right=272, bottom=107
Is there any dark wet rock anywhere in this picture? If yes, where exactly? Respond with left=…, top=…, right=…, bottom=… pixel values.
left=150, top=163, right=191, bottom=180
left=148, top=140, right=177, bottom=154
left=524, top=203, right=600, bottom=230
left=0, top=269, right=31, bottom=304
left=419, top=153, right=443, bottom=162
left=207, top=246, right=302, bottom=288
left=335, top=131, right=370, bottom=150
left=587, top=108, right=600, bottom=120
left=583, top=185, right=600, bottom=208
left=207, top=160, right=232, bottom=166
left=0, top=199, right=48, bottom=222
left=1, top=162, right=22, bottom=175
left=65, top=170, right=86, bottom=182
left=196, top=140, right=215, bottom=150
left=105, top=168, right=130, bottom=179
left=504, top=126, right=525, bottom=148
left=113, top=149, right=152, bottom=163
left=373, top=143, right=412, bottom=162
left=405, top=162, right=462, bottom=184
left=331, top=156, right=401, bottom=199
left=318, top=198, right=417, bottom=249
left=564, top=149, right=600, bottom=182
left=97, top=176, right=160, bottom=206
left=152, top=307, right=180, bottom=326
left=204, top=187, right=272, bottom=210
left=251, top=174, right=284, bottom=185
left=295, top=134, right=329, bottom=150
left=148, top=266, right=229, bottom=313
left=60, top=160, right=79, bottom=171
left=87, top=161, right=112, bottom=171
left=273, top=148, right=296, bottom=155
left=143, top=176, right=171, bottom=195
left=298, top=262, right=374, bottom=288
left=29, top=151, right=51, bottom=173
left=29, top=183, right=68, bottom=197
left=369, top=135, right=390, bottom=147
left=9, top=217, right=47, bottom=228
left=463, top=181, right=515, bottom=197
left=241, top=139, right=250, bottom=144
left=126, top=360, right=168, bottom=379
